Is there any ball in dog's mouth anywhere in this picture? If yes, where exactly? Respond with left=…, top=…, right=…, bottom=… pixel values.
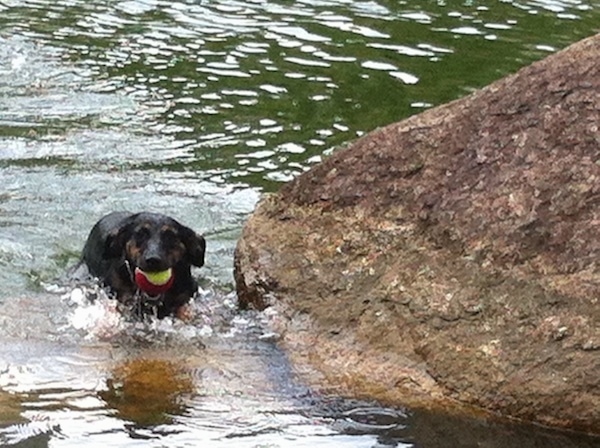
left=134, top=267, right=174, bottom=295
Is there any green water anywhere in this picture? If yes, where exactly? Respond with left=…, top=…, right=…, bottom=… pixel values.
left=2, top=0, right=598, bottom=193
left=1, top=0, right=600, bottom=446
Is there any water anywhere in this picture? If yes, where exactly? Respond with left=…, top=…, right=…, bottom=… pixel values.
left=1, top=0, right=600, bottom=446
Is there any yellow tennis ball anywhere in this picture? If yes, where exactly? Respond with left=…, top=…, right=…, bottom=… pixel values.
left=143, top=268, right=173, bottom=286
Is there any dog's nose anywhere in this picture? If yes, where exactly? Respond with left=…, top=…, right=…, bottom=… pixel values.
left=143, top=255, right=164, bottom=271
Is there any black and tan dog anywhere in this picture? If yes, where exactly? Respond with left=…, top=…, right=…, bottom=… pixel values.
left=81, top=211, right=206, bottom=318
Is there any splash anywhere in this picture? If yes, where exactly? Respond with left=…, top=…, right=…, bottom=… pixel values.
left=60, top=284, right=235, bottom=344
left=62, top=285, right=126, bottom=340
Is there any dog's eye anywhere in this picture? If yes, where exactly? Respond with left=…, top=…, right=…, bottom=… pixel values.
left=134, top=227, right=151, bottom=243
left=161, top=228, right=178, bottom=244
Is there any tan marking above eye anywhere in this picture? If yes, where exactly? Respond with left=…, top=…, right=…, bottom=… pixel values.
left=136, top=223, right=152, bottom=232
left=161, top=225, right=177, bottom=234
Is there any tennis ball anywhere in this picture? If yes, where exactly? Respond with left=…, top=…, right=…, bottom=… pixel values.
left=134, top=267, right=175, bottom=295
left=141, top=268, right=173, bottom=286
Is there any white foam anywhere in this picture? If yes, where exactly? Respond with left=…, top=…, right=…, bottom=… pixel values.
left=59, top=284, right=225, bottom=344
left=62, top=286, right=126, bottom=340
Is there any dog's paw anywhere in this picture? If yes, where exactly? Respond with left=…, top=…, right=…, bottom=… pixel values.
left=176, top=303, right=195, bottom=322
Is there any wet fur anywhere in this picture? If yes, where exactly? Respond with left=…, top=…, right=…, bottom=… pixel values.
left=81, top=211, right=206, bottom=318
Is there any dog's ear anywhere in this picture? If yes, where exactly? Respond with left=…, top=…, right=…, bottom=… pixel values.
left=103, top=218, right=135, bottom=259
left=179, top=226, right=206, bottom=267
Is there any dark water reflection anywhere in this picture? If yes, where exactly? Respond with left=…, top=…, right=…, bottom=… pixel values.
left=1, top=0, right=600, bottom=446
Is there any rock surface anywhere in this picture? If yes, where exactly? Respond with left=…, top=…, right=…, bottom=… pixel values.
left=234, top=33, right=600, bottom=432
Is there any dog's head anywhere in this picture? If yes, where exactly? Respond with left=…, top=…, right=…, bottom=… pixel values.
left=103, top=212, right=205, bottom=272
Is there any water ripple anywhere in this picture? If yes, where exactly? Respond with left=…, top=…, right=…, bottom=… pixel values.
left=1, top=2, right=600, bottom=446
left=3, top=0, right=591, bottom=190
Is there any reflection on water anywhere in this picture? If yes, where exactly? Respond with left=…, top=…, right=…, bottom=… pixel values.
left=1, top=0, right=600, bottom=446
left=0, top=285, right=416, bottom=447
left=100, top=358, right=194, bottom=427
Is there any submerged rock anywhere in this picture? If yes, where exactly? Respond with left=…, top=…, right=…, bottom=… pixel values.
left=234, top=33, right=600, bottom=432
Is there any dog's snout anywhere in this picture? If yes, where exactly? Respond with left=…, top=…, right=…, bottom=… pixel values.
left=142, top=237, right=168, bottom=271
left=144, top=254, right=164, bottom=271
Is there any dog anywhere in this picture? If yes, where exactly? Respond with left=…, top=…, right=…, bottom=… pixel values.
left=80, top=211, right=206, bottom=319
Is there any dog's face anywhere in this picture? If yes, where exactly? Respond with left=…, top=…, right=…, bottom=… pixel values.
left=103, top=212, right=205, bottom=272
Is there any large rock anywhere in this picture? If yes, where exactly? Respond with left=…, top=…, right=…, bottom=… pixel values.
left=234, top=34, right=600, bottom=432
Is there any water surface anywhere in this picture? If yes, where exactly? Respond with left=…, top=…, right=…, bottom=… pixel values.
left=1, top=0, right=600, bottom=446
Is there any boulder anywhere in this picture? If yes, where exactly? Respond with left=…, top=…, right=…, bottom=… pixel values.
left=234, top=33, right=600, bottom=432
